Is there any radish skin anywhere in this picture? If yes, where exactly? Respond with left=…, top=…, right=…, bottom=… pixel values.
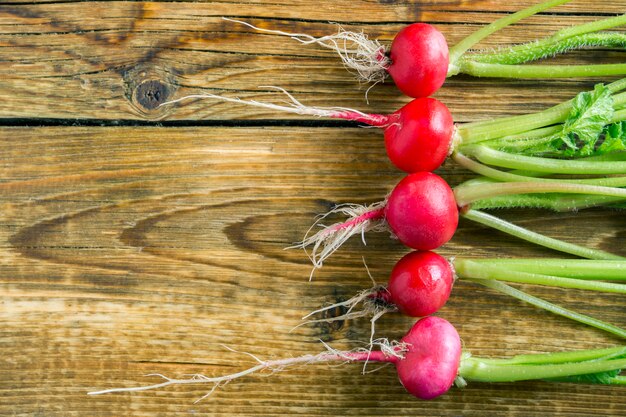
left=394, top=316, right=461, bottom=399
left=385, top=173, right=458, bottom=250
left=381, top=251, right=455, bottom=317
left=385, top=23, right=449, bottom=98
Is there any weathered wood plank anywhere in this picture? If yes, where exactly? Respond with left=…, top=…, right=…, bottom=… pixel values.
left=0, top=1, right=624, bottom=120
left=4, top=0, right=626, bottom=14
left=0, top=126, right=624, bottom=416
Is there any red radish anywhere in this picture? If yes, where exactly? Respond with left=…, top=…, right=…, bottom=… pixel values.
left=394, top=316, right=461, bottom=399
left=88, top=316, right=462, bottom=400
left=299, top=168, right=626, bottom=271
left=383, top=251, right=455, bottom=317
left=384, top=172, right=458, bottom=250
left=299, top=172, right=458, bottom=270
left=301, top=251, right=455, bottom=327
left=162, top=90, right=454, bottom=173
left=385, top=23, right=449, bottom=98
left=163, top=78, right=626, bottom=174
left=224, top=2, right=626, bottom=97
left=88, top=316, right=626, bottom=400
left=307, top=250, right=626, bottom=341
left=222, top=19, right=449, bottom=98
left=383, top=98, right=454, bottom=173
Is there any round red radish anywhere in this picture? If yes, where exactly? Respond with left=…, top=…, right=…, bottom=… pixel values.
left=383, top=98, right=454, bottom=173
left=386, top=251, right=454, bottom=317
left=385, top=172, right=458, bottom=250
left=394, top=316, right=461, bottom=399
left=386, top=23, right=449, bottom=98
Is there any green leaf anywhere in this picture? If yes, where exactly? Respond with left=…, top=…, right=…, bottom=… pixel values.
left=481, top=83, right=616, bottom=157
left=597, top=121, right=626, bottom=155
left=556, top=83, right=614, bottom=157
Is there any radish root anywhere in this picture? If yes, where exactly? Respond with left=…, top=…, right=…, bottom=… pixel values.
left=223, top=18, right=390, bottom=85
left=159, top=86, right=372, bottom=119
left=290, top=201, right=388, bottom=274
left=88, top=341, right=408, bottom=401
left=298, top=285, right=397, bottom=339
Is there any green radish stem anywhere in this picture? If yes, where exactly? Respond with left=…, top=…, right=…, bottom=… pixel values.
left=470, top=345, right=626, bottom=366
left=452, top=259, right=626, bottom=336
left=458, top=146, right=626, bottom=174
left=453, top=152, right=626, bottom=186
left=548, top=13, right=626, bottom=40
left=448, top=0, right=574, bottom=68
left=469, top=31, right=626, bottom=65
left=471, top=279, right=626, bottom=339
left=459, top=347, right=626, bottom=382
left=467, top=108, right=626, bottom=154
left=454, top=180, right=626, bottom=206
left=467, top=259, right=626, bottom=279
left=461, top=209, right=623, bottom=260
left=451, top=157, right=626, bottom=209
left=449, top=1, right=626, bottom=77
left=457, top=79, right=626, bottom=143
left=454, top=259, right=626, bottom=293
left=456, top=62, right=626, bottom=79
left=466, top=185, right=626, bottom=211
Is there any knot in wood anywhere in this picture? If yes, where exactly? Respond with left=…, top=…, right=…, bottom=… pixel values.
left=134, top=79, right=170, bottom=111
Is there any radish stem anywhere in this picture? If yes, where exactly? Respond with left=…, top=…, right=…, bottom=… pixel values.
left=461, top=209, right=623, bottom=260
left=467, top=259, right=626, bottom=279
left=448, top=0, right=574, bottom=68
left=469, top=31, right=626, bottom=65
left=454, top=259, right=626, bottom=293
left=470, top=278, right=626, bottom=339
left=460, top=146, right=626, bottom=174
left=458, top=81, right=626, bottom=142
left=458, top=61, right=626, bottom=80
left=474, top=346, right=626, bottom=366
left=469, top=187, right=626, bottom=211
left=452, top=152, right=626, bottom=187
left=454, top=180, right=626, bottom=206
left=460, top=352, right=626, bottom=382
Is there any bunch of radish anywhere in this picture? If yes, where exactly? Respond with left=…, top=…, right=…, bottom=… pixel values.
left=89, top=0, right=626, bottom=403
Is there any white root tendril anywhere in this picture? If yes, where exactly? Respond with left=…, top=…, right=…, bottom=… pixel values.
left=295, top=281, right=398, bottom=367
left=301, top=286, right=384, bottom=321
left=159, top=86, right=370, bottom=119
left=223, top=18, right=390, bottom=85
left=374, top=339, right=409, bottom=361
left=288, top=201, right=388, bottom=275
left=87, top=341, right=409, bottom=401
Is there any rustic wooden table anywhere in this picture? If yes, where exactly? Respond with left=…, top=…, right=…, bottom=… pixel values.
left=1, top=1, right=625, bottom=416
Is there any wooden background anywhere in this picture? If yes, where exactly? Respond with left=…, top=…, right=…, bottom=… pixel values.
left=1, top=1, right=625, bottom=415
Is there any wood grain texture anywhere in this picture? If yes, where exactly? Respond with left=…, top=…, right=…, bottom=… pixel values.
left=0, top=1, right=625, bottom=416
left=0, top=1, right=624, bottom=121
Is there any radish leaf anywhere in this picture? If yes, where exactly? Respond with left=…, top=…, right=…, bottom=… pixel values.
left=558, top=83, right=614, bottom=156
